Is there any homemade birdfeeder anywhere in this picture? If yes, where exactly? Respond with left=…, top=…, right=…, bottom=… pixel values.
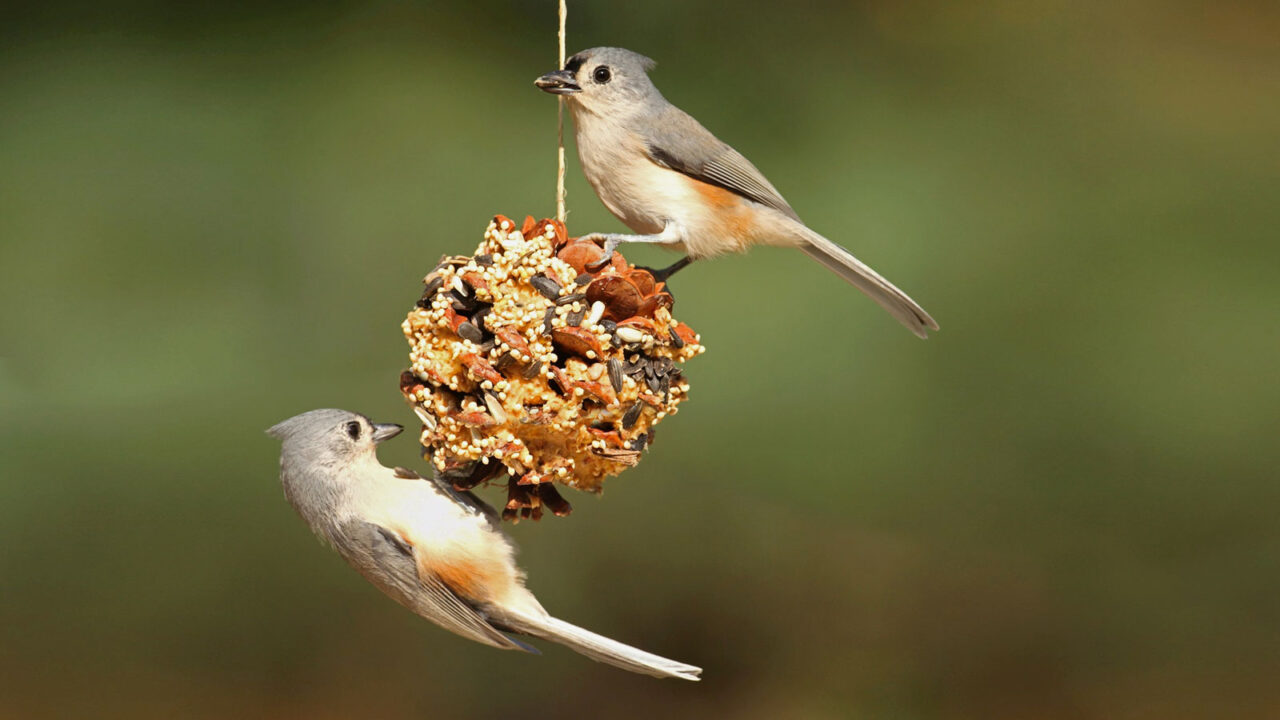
left=401, top=215, right=703, bottom=521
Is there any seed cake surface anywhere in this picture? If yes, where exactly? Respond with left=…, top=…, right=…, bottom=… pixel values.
left=401, top=215, right=703, bottom=520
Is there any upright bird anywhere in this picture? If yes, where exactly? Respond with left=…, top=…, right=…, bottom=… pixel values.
left=268, top=408, right=701, bottom=680
left=537, top=47, right=938, bottom=338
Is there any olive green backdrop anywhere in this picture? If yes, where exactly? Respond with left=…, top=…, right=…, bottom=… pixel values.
left=2, top=1, right=1276, bottom=718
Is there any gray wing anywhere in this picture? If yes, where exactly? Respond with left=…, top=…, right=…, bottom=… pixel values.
left=643, top=106, right=801, bottom=221
left=333, top=519, right=536, bottom=652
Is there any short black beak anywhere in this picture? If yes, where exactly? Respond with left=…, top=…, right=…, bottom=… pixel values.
left=371, top=423, right=403, bottom=443
left=535, top=69, right=581, bottom=95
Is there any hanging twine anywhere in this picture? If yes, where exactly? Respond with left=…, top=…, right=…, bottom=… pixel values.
left=556, top=0, right=567, bottom=222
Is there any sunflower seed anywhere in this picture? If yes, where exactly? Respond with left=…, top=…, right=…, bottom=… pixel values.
left=522, top=361, right=543, bottom=379
left=541, top=307, right=556, bottom=335
left=423, top=275, right=444, bottom=297
left=482, top=392, right=508, bottom=423
left=621, top=401, right=644, bottom=429
left=555, top=292, right=586, bottom=306
left=624, top=357, right=645, bottom=377
left=474, top=254, right=494, bottom=266
left=494, top=352, right=516, bottom=372
left=450, top=288, right=477, bottom=312
left=645, top=371, right=663, bottom=393
left=600, top=319, right=617, bottom=333
left=566, top=307, right=586, bottom=327
left=668, top=326, right=684, bottom=348
left=607, top=358, right=624, bottom=393
left=457, top=322, right=484, bottom=343
left=530, top=274, right=561, bottom=300
left=629, top=433, right=647, bottom=451
left=575, top=273, right=592, bottom=285
left=413, top=406, right=437, bottom=431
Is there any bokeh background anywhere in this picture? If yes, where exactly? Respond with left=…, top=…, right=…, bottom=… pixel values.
left=2, top=1, right=1277, bottom=717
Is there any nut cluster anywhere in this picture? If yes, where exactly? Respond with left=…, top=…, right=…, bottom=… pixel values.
left=401, top=215, right=703, bottom=520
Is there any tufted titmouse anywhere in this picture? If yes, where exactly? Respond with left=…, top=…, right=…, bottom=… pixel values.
left=536, top=47, right=938, bottom=339
left=267, top=408, right=701, bottom=680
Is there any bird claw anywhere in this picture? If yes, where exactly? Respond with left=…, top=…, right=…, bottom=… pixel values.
left=638, top=256, right=694, bottom=283
left=585, top=236, right=620, bottom=271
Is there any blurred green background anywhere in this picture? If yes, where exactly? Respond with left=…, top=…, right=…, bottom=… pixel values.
left=2, top=1, right=1277, bottom=717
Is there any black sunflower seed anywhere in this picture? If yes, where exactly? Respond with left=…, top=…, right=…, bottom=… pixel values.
left=668, top=326, right=684, bottom=348
left=625, top=357, right=645, bottom=377
left=645, top=371, right=663, bottom=393
left=541, top=307, right=556, bottom=335
left=607, top=358, right=624, bottom=393
left=530, top=274, right=561, bottom=300
left=556, top=292, right=586, bottom=306
left=566, top=307, right=586, bottom=327
left=423, top=275, right=444, bottom=297
left=475, top=254, right=494, bottom=266
left=522, top=360, right=543, bottom=379
left=450, top=289, right=477, bottom=312
left=457, top=322, right=484, bottom=343
left=622, top=401, right=644, bottom=429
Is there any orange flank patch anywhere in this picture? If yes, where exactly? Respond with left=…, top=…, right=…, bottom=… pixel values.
left=691, top=178, right=741, bottom=209
left=431, top=558, right=487, bottom=601
left=389, top=526, right=512, bottom=604
left=688, top=178, right=754, bottom=250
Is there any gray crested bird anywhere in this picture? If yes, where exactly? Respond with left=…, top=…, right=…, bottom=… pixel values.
left=267, top=408, right=701, bottom=680
left=537, top=46, right=938, bottom=338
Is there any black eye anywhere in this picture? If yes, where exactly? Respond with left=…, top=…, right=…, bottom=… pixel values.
left=592, top=65, right=611, bottom=84
left=345, top=421, right=361, bottom=440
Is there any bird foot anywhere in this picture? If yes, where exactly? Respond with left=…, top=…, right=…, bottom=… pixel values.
left=638, top=256, right=695, bottom=284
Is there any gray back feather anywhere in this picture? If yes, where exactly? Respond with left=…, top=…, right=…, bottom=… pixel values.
left=641, top=100, right=800, bottom=221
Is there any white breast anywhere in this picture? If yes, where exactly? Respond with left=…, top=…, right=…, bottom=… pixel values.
left=574, top=118, right=699, bottom=239
left=351, top=470, right=490, bottom=553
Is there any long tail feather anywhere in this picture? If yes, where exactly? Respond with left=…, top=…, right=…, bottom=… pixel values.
left=798, top=228, right=938, bottom=339
left=500, top=612, right=702, bottom=681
